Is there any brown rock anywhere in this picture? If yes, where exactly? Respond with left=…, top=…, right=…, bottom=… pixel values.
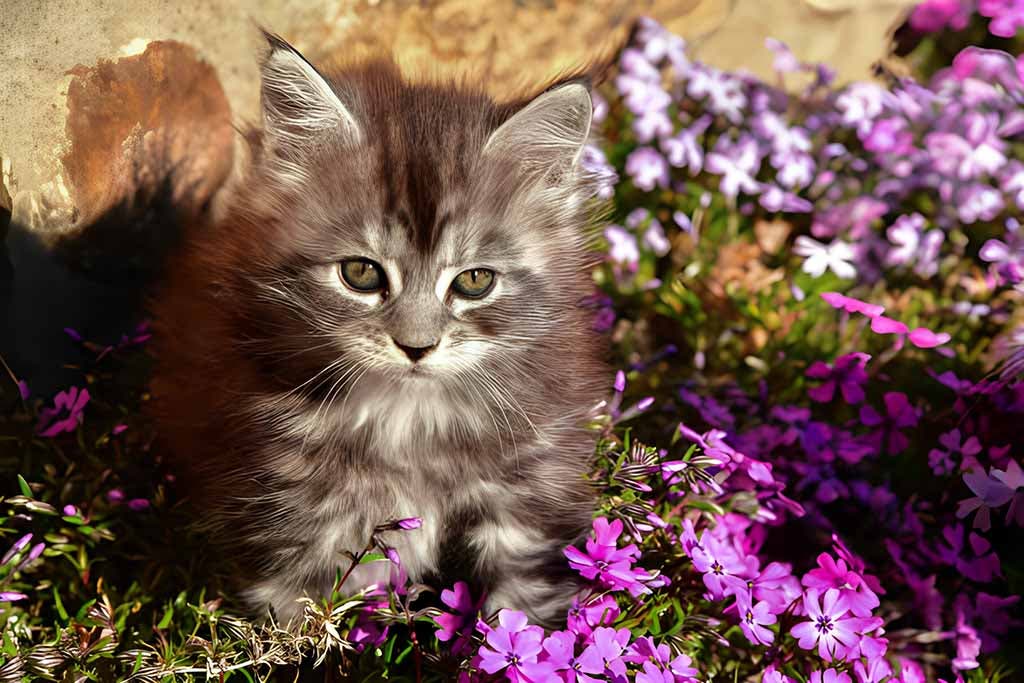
left=61, top=40, right=233, bottom=226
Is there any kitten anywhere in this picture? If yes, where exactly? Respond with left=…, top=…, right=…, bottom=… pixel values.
left=150, top=31, right=607, bottom=626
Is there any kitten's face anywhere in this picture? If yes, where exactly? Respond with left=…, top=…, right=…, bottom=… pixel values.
left=230, top=37, right=598, bottom=444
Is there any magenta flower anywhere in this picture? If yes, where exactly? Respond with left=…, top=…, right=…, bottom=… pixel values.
left=574, top=627, right=630, bottom=681
left=0, top=592, right=28, bottom=602
left=803, top=552, right=879, bottom=616
left=435, top=581, right=483, bottom=656
left=477, top=609, right=553, bottom=681
left=539, top=630, right=592, bottom=682
left=909, top=0, right=972, bottom=32
left=36, top=386, right=90, bottom=437
left=820, top=292, right=885, bottom=318
left=791, top=588, right=882, bottom=662
left=980, top=0, right=1024, bottom=37
left=806, top=352, right=870, bottom=404
left=688, top=531, right=755, bottom=599
left=809, top=670, right=852, bottom=683
left=859, top=392, right=919, bottom=454
left=566, top=593, right=619, bottom=638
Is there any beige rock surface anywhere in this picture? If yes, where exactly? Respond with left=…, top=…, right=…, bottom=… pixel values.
left=0, top=0, right=916, bottom=230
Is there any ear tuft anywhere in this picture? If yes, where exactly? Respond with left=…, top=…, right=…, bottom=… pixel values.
left=483, top=82, right=593, bottom=183
left=259, top=29, right=362, bottom=149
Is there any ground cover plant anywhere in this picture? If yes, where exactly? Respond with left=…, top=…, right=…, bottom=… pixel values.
left=0, top=4, right=1021, bottom=682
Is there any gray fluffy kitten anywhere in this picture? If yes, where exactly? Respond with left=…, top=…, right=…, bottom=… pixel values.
left=150, top=32, right=608, bottom=626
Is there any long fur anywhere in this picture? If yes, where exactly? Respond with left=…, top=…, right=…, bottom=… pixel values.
left=149, top=33, right=609, bottom=626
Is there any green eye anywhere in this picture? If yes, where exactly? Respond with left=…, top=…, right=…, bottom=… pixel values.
left=451, top=268, right=495, bottom=298
left=339, top=259, right=386, bottom=292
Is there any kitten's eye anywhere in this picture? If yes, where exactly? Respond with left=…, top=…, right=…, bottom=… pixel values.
left=451, top=268, right=495, bottom=298
left=339, top=259, right=386, bottom=293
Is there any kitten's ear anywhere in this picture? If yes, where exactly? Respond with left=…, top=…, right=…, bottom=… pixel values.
left=259, top=30, right=362, bottom=149
left=483, top=80, right=593, bottom=182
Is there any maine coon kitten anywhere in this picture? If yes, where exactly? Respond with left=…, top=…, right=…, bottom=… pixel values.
left=150, top=32, right=607, bottom=626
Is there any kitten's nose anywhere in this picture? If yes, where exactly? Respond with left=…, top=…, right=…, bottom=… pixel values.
left=393, top=339, right=437, bottom=362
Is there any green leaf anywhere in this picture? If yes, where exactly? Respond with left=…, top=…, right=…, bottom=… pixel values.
left=17, top=475, right=31, bottom=498
left=157, top=605, right=174, bottom=629
left=52, top=586, right=69, bottom=622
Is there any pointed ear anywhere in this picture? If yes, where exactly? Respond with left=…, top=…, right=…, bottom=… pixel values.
left=259, top=30, right=362, bottom=149
left=483, top=81, right=593, bottom=183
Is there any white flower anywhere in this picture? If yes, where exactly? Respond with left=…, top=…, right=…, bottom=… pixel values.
left=793, top=236, right=857, bottom=279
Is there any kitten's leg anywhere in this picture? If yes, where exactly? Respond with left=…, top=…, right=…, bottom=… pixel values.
left=470, top=517, right=582, bottom=627
left=242, top=561, right=392, bottom=627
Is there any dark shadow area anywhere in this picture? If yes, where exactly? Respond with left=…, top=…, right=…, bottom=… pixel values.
left=0, top=173, right=200, bottom=397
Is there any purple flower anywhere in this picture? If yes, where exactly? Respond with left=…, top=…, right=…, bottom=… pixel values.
left=477, top=609, right=553, bottom=681
left=660, top=116, right=709, bottom=175
left=956, top=183, right=1004, bottom=224
left=705, top=136, right=761, bottom=199
left=642, top=220, right=671, bottom=256
left=765, top=38, right=801, bottom=74
left=36, top=387, right=90, bottom=437
left=885, top=213, right=944, bottom=278
left=686, top=66, right=747, bottom=122
left=806, top=352, right=870, bottom=404
left=16, top=380, right=29, bottom=400
left=735, top=591, right=777, bottom=645
left=0, top=592, right=28, bottom=602
left=835, top=83, right=886, bottom=134
left=936, top=524, right=1002, bottom=582
left=862, top=117, right=914, bottom=155
left=929, top=429, right=983, bottom=476
left=605, top=225, right=640, bottom=269
left=957, top=469, right=1016, bottom=531
left=791, top=588, right=882, bottom=662
left=625, top=147, right=670, bottom=192
left=1, top=533, right=33, bottom=566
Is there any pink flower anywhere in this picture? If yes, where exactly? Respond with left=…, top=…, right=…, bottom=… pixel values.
left=820, top=292, right=885, bottom=317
